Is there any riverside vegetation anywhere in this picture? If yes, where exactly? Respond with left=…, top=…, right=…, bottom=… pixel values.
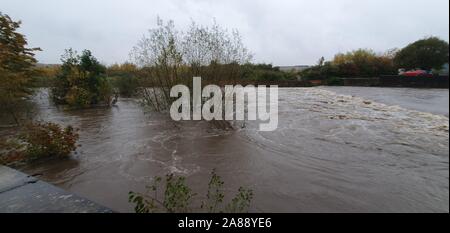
left=0, top=13, right=80, bottom=166
left=1, top=11, right=448, bottom=213
left=129, top=169, right=253, bottom=213
left=1, top=13, right=255, bottom=212
left=0, top=122, right=79, bottom=166
left=300, top=37, right=449, bottom=82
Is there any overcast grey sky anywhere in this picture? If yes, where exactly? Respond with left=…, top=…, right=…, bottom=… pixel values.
left=1, top=0, right=449, bottom=66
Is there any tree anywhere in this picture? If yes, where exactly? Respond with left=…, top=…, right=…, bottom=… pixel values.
left=301, top=49, right=396, bottom=80
left=0, top=12, right=41, bottom=124
left=331, top=49, right=395, bottom=77
left=52, top=49, right=113, bottom=108
left=107, top=62, right=139, bottom=97
left=317, top=56, right=325, bottom=67
left=394, top=37, right=449, bottom=70
left=130, top=18, right=252, bottom=112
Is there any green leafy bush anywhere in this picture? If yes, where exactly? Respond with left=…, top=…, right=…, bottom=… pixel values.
left=129, top=169, right=253, bottom=213
left=129, top=174, right=195, bottom=213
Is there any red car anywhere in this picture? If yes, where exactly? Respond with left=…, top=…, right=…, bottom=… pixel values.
left=402, top=70, right=433, bottom=78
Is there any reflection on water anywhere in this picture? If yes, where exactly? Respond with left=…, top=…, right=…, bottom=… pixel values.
left=1, top=88, right=448, bottom=212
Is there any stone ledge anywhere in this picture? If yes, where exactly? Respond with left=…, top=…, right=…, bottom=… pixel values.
left=0, top=166, right=113, bottom=213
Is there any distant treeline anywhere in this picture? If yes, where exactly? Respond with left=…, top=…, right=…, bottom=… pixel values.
left=300, top=37, right=449, bottom=83
left=34, top=36, right=449, bottom=92
left=32, top=62, right=300, bottom=89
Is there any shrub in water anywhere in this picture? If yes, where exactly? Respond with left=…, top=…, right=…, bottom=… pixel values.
left=64, top=86, right=92, bottom=108
left=52, top=49, right=113, bottom=108
left=0, top=122, right=79, bottom=165
left=20, top=122, right=79, bottom=160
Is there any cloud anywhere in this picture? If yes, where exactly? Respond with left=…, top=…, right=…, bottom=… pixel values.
left=1, top=0, right=448, bottom=65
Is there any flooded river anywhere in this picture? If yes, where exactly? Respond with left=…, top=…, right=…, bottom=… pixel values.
left=2, top=87, right=449, bottom=212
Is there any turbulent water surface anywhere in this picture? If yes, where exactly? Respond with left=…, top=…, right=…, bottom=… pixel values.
left=319, top=86, right=449, bottom=116
left=2, top=87, right=448, bottom=212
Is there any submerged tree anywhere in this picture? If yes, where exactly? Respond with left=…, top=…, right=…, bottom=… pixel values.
left=130, top=18, right=252, bottom=112
left=0, top=121, right=79, bottom=166
left=0, top=12, right=41, bottom=124
left=52, top=49, right=113, bottom=108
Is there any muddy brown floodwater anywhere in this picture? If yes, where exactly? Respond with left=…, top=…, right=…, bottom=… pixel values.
left=2, top=87, right=449, bottom=212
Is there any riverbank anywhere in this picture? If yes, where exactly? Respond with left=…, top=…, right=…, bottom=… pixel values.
left=339, top=75, right=449, bottom=88
left=201, top=75, right=449, bottom=88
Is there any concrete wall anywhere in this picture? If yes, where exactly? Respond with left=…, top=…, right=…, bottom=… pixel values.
left=378, top=75, right=449, bottom=88
left=341, top=78, right=379, bottom=87
left=0, top=166, right=112, bottom=213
